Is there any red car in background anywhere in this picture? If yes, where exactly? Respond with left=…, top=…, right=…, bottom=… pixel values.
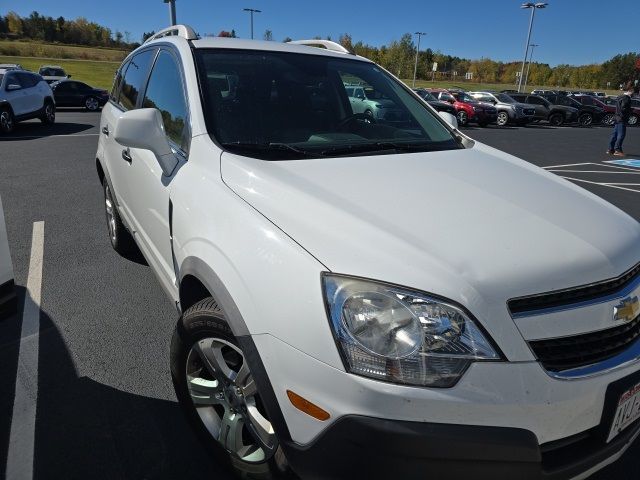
left=601, top=95, right=640, bottom=126
left=427, top=88, right=497, bottom=127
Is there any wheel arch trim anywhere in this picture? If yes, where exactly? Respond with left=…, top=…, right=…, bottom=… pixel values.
left=179, top=256, right=250, bottom=336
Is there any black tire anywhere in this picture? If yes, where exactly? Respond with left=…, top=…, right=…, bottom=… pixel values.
left=548, top=113, right=564, bottom=126
left=40, top=99, right=55, bottom=124
left=170, top=298, right=292, bottom=479
left=629, top=114, right=638, bottom=126
left=84, top=96, right=100, bottom=111
left=578, top=112, right=593, bottom=127
left=0, top=106, right=15, bottom=133
left=602, top=113, right=615, bottom=126
left=103, top=179, right=136, bottom=255
left=456, top=110, right=468, bottom=126
left=496, top=111, right=509, bottom=127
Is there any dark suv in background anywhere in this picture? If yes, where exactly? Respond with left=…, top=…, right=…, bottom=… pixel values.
left=509, top=93, right=579, bottom=126
left=539, top=93, right=605, bottom=126
left=413, top=88, right=456, bottom=116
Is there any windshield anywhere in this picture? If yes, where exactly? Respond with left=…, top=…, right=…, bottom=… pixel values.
left=453, top=92, right=475, bottom=103
left=196, top=49, right=460, bottom=159
left=496, top=94, right=515, bottom=103
left=417, top=90, right=437, bottom=101
left=40, top=68, right=65, bottom=76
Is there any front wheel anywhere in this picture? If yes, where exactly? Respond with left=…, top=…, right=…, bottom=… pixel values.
left=0, top=106, right=14, bottom=133
left=602, top=113, right=615, bottom=126
left=496, top=111, right=509, bottom=127
left=84, top=96, right=100, bottom=111
left=40, top=100, right=55, bottom=124
left=578, top=112, right=593, bottom=126
left=629, top=114, right=638, bottom=126
left=170, top=298, right=291, bottom=479
left=548, top=113, right=564, bottom=126
left=456, top=110, right=468, bottom=126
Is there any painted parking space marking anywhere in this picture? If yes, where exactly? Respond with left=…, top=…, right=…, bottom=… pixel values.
left=604, top=159, right=640, bottom=169
left=6, top=221, right=44, bottom=480
left=544, top=162, right=640, bottom=194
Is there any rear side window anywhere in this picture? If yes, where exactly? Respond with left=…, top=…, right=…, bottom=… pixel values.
left=110, top=60, right=129, bottom=102
left=119, top=49, right=156, bottom=111
left=142, top=50, right=190, bottom=153
left=16, top=72, right=39, bottom=88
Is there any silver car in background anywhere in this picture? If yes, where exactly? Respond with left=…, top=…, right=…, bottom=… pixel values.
left=469, top=91, right=536, bottom=126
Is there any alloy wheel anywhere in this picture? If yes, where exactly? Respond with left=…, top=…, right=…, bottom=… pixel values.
left=186, top=337, right=277, bottom=463
left=578, top=113, right=592, bottom=126
left=104, top=184, right=117, bottom=243
left=86, top=97, right=99, bottom=111
left=497, top=112, right=508, bottom=126
left=456, top=110, right=468, bottom=126
left=0, top=110, right=13, bottom=132
left=629, top=115, right=638, bottom=126
left=45, top=103, right=55, bottom=123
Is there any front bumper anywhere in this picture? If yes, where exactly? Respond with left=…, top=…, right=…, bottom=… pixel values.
left=283, top=412, right=640, bottom=480
left=252, top=333, right=640, bottom=479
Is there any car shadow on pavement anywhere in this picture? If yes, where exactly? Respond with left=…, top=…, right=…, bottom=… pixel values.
left=0, top=286, right=230, bottom=480
left=2, top=121, right=94, bottom=141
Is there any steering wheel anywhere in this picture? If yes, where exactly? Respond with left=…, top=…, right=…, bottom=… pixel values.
left=338, top=113, right=376, bottom=129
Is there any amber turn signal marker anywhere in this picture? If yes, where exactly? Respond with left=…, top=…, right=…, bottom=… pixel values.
left=286, top=390, right=330, bottom=421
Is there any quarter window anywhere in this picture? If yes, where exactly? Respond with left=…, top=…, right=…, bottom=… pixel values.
left=119, top=49, right=155, bottom=111
left=142, top=50, right=189, bottom=153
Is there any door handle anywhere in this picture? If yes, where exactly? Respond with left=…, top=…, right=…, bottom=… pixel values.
left=121, top=148, right=132, bottom=163
left=101, top=125, right=109, bottom=136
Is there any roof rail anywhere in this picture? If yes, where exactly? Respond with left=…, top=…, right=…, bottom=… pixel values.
left=144, top=24, right=199, bottom=44
left=287, top=39, right=351, bottom=54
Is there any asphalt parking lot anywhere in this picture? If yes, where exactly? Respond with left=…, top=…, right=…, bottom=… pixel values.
left=1, top=112, right=640, bottom=480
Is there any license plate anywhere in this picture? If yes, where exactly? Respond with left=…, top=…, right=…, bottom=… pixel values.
left=607, top=381, right=640, bottom=443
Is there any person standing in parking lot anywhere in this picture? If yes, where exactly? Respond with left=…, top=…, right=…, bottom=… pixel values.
left=607, top=82, right=638, bottom=156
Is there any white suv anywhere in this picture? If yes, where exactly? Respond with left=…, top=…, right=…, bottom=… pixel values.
left=96, top=25, right=640, bottom=480
left=0, top=69, right=55, bottom=133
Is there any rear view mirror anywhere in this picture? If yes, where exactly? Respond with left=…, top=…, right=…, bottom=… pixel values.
left=438, top=111, right=458, bottom=129
left=6, top=84, right=20, bottom=91
left=67, top=75, right=72, bottom=78
left=113, top=108, right=178, bottom=177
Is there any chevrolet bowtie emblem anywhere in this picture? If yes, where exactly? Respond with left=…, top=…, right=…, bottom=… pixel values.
left=614, top=296, right=640, bottom=323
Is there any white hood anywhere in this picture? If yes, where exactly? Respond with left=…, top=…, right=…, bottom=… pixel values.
left=221, top=143, right=640, bottom=316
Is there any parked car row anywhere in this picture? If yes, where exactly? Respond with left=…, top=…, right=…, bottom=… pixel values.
left=413, top=86, right=638, bottom=128
left=0, top=65, right=109, bottom=133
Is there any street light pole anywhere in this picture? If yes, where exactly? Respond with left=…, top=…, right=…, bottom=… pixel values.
left=163, top=0, right=177, bottom=26
left=412, top=32, right=426, bottom=88
left=523, top=43, right=538, bottom=92
left=518, top=2, right=547, bottom=92
left=243, top=8, right=261, bottom=39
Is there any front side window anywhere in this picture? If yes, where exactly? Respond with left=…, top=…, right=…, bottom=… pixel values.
left=142, top=50, right=189, bottom=153
left=119, top=49, right=156, bottom=111
left=196, top=50, right=461, bottom=159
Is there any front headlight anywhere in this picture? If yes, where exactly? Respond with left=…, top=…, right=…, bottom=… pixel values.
left=323, top=274, right=501, bottom=388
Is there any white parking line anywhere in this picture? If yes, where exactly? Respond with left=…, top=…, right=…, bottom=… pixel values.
left=6, top=221, right=44, bottom=480
left=546, top=170, right=640, bottom=174
left=560, top=177, right=640, bottom=193
left=543, top=162, right=590, bottom=169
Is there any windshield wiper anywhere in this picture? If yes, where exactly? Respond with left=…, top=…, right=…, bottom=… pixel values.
left=221, top=142, right=323, bottom=159
left=320, top=141, right=447, bottom=156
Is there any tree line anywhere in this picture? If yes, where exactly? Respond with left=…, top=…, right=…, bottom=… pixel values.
left=0, top=10, right=139, bottom=49
left=2, top=10, right=638, bottom=89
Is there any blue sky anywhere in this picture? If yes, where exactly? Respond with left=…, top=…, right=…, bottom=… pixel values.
left=5, top=1, right=637, bottom=66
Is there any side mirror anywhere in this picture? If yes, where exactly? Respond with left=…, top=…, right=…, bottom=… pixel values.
left=67, top=74, right=72, bottom=78
left=6, top=84, right=21, bottom=91
left=438, top=111, right=458, bottom=129
left=113, top=108, right=178, bottom=177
